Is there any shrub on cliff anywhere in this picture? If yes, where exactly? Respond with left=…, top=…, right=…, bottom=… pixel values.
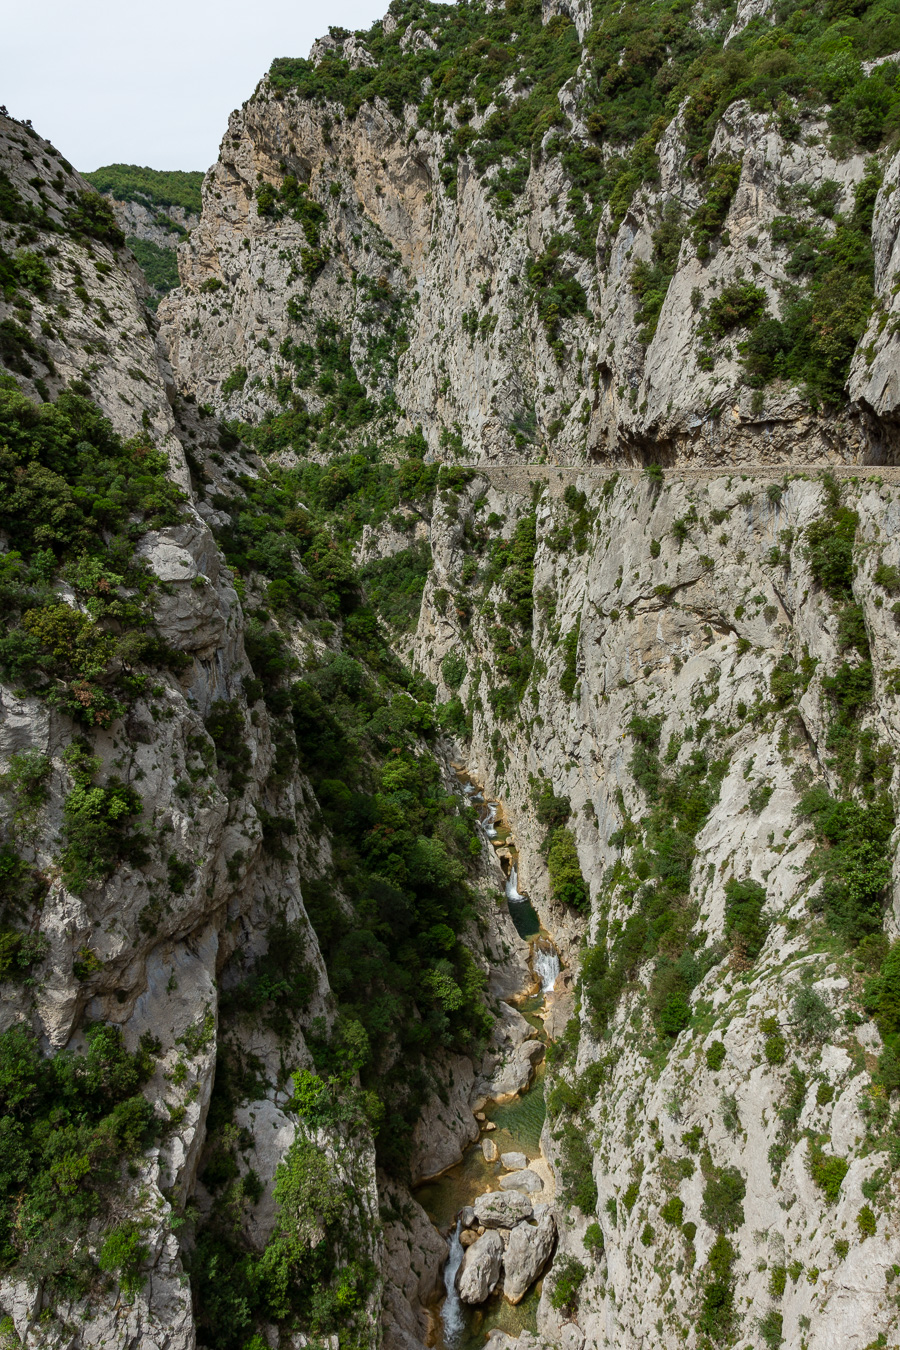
left=546, top=826, right=589, bottom=911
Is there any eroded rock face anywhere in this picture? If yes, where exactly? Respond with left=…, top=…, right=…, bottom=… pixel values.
left=500, top=1151, right=528, bottom=1170
left=503, top=1214, right=557, bottom=1305
left=458, top=1229, right=504, bottom=1304
left=474, top=1191, right=533, bottom=1229
left=159, top=68, right=897, bottom=469
left=415, top=467, right=900, bottom=1347
left=498, top=1169, right=543, bottom=1194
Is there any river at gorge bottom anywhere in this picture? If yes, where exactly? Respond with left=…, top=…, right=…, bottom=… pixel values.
left=414, top=1053, right=551, bottom=1347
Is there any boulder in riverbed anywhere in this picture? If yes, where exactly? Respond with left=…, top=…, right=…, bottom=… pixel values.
left=473, top=1190, right=532, bottom=1228
left=482, top=1137, right=498, bottom=1162
left=502, top=1213, right=556, bottom=1303
left=500, top=1151, right=528, bottom=1170
left=458, top=1229, right=503, bottom=1303
left=498, top=1168, right=543, bottom=1194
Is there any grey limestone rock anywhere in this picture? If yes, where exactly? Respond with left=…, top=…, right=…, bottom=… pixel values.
left=502, top=1214, right=557, bottom=1304
left=457, top=1229, right=503, bottom=1304
left=500, top=1151, right=528, bottom=1170
left=474, top=1190, right=533, bottom=1228
left=499, top=1169, right=543, bottom=1194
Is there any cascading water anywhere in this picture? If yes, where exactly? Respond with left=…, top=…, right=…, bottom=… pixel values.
left=481, top=803, right=498, bottom=839
left=533, top=940, right=560, bottom=993
left=505, top=865, right=524, bottom=902
left=441, top=1220, right=465, bottom=1347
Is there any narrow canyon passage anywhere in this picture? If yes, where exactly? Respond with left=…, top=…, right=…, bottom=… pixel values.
left=417, top=778, right=564, bottom=1349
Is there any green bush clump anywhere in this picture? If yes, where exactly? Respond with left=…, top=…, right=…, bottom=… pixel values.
left=65, top=191, right=125, bottom=247
left=804, top=485, right=858, bottom=600
left=126, top=238, right=179, bottom=306
left=557, top=1120, right=598, bottom=1213
left=631, top=204, right=683, bottom=343
left=223, top=919, right=316, bottom=1036
left=743, top=166, right=881, bottom=403
left=874, top=561, right=900, bottom=594
left=699, top=280, right=768, bottom=341
left=862, top=940, right=900, bottom=1092
left=581, top=714, right=726, bottom=1038
left=583, top=1221, right=604, bottom=1258
left=791, top=983, right=836, bottom=1044
left=527, top=237, right=589, bottom=356
left=763, top=1022, right=787, bottom=1065
left=699, top=1234, right=736, bottom=1340
left=546, top=826, right=589, bottom=911
left=60, top=741, right=148, bottom=895
left=98, top=1219, right=150, bottom=1298
left=192, top=1132, right=373, bottom=1347
left=705, top=1040, right=726, bottom=1071
left=222, top=365, right=248, bottom=396
left=659, top=990, right=691, bottom=1037
left=441, top=649, right=467, bottom=690
left=682, top=1220, right=697, bottom=1243
left=623, top=1179, right=640, bottom=1212
left=769, top=1264, right=787, bottom=1297
left=549, top=1254, right=586, bottom=1314
left=660, top=1195, right=684, bottom=1225
left=559, top=616, right=581, bottom=698
left=857, top=1203, right=877, bottom=1238
left=808, top=1144, right=849, bottom=1202
left=0, top=1022, right=157, bottom=1293
left=723, top=875, right=769, bottom=960
left=799, top=785, right=894, bottom=942
left=205, top=700, right=252, bottom=795
left=701, top=1165, right=746, bottom=1231
left=0, top=384, right=187, bottom=723
left=82, top=165, right=203, bottom=214
left=359, top=540, right=432, bottom=631
left=691, top=161, right=742, bottom=259
left=759, top=1309, right=784, bottom=1349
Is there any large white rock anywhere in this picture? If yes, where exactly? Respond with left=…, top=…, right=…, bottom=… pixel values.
left=499, top=1169, right=543, bottom=1194
left=457, top=1229, right=504, bottom=1304
left=500, top=1151, right=528, bottom=1170
left=503, top=1213, right=556, bottom=1304
left=474, top=1190, right=533, bottom=1228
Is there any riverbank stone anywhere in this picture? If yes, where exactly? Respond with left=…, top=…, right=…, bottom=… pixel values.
left=502, top=1212, right=556, bottom=1303
left=500, top=1151, right=528, bottom=1170
left=482, top=1138, right=498, bottom=1162
left=474, top=1190, right=532, bottom=1228
left=458, top=1229, right=503, bottom=1303
left=498, top=1169, right=543, bottom=1194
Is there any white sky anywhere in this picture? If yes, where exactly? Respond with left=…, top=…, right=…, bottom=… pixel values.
left=2, top=0, right=390, bottom=173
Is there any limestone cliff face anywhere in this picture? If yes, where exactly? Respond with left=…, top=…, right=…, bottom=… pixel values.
left=9, top=0, right=900, bottom=1345
left=101, top=196, right=199, bottom=252
left=0, top=109, right=532, bottom=1350
left=160, top=6, right=900, bottom=467
left=416, top=466, right=900, bottom=1348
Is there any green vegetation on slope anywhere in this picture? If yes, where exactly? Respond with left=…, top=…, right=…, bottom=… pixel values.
left=126, top=237, right=179, bottom=306
left=0, top=379, right=188, bottom=726
left=82, top=164, right=203, bottom=215
left=0, top=1022, right=158, bottom=1297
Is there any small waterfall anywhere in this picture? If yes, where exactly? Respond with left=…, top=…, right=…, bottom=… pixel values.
left=505, top=865, right=524, bottom=902
left=441, top=1220, right=465, bottom=1347
left=481, top=803, right=498, bottom=839
left=533, top=940, right=561, bottom=993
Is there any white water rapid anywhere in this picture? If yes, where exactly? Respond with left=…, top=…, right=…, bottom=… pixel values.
left=534, top=942, right=561, bottom=993
left=504, top=864, right=525, bottom=902
left=480, top=803, right=498, bottom=839
left=441, top=1220, right=465, bottom=1347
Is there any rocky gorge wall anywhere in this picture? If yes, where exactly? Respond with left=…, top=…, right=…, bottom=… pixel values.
left=6, top=0, right=900, bottom=1346
left=0, top=109, right=541, bottom=1350
left=414, top=463, right=900, bottom=1348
